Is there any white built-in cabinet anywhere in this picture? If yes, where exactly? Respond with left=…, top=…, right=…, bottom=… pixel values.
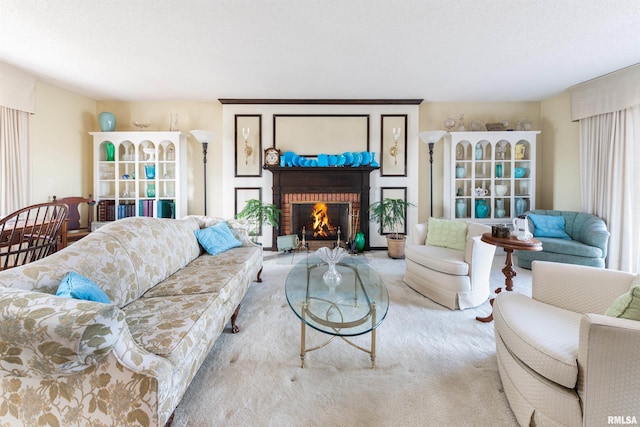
left=91, top=132, right=187, bottom=223
left=443, top=131, right=539, bottom=223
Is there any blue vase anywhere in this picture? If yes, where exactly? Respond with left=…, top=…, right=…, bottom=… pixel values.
left=99, top=112, right=116, bottom=131
left=144, top=164, right=156, bottom=179
left=515, top=198, right=527, bottom=216
left=456, top=199, right=467, bottom=218
left=475, top=199, right=489, bottom=218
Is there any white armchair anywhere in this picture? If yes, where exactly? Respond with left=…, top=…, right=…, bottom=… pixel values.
left=494, top=261, right=640, bottom=426
left=403, top=221, right=495, bottom=309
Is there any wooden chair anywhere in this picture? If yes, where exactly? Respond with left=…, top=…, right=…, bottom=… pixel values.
left=53, top=195, right=96, bottom=249
left=0, top=202, right=68, bottom=270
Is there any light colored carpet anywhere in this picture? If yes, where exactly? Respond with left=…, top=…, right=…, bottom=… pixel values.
left=171, top=251, right=531, bottom=426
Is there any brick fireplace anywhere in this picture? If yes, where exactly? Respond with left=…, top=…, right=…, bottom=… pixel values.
left=268, top=166, right=377, bottom=250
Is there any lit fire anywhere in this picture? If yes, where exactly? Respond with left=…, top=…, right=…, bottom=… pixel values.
left=310, top=203, right=336, bottom=237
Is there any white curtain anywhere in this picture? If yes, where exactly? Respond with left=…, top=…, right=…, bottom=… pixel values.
left=0, top=106, right=30, bottom=218
left=580, top=105, right=640, bottom=273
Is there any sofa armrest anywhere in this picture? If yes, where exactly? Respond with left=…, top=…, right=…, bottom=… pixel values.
left=531, top=261, right=636, bottom=313
left=576, top=217, right=610, bottom=259
left=411, top=223, right=429, bottom=245
left=0, top=288, right=125, bottom=377
left=465, top=235, right=496, bottom=288
left=578, top=313, right=640, bottom=424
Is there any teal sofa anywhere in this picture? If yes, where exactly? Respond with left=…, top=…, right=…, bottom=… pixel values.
left=515, top=210, right=610, bottom=269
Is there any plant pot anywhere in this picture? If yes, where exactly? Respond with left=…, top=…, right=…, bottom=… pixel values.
left=386, top=235, right=406, bottom=259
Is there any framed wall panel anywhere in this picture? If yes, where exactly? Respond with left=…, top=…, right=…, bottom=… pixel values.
left=380, top=187, right=408, bottom=235
left=380, top=114, right=408, bottom=176
left=273, top=114, right=369, bottom=155
left=235, top=115, right=262, bottom=177
left=235, top=187, right=262, bottom=213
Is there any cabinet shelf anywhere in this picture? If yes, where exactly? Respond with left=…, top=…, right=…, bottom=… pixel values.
left=91, top=131, right=187, bottom=223
left=444, top=131, right=539, bottom=223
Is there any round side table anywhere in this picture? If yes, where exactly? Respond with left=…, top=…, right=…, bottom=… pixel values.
left=476, top=232, right=542, bottom=323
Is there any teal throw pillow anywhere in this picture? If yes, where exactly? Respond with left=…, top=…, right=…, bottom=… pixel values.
left=605, top=285, right=640, bottom=321
left=528, top=214, right=571, bottom=239
left=194, top=221, right=242, bottom=255
left=425, top=217, right=468, bottom=251
left=56, top=272, right=111, bottom=304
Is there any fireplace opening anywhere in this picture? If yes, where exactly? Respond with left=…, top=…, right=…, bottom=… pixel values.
left=291, top=202, right=351, bottom=241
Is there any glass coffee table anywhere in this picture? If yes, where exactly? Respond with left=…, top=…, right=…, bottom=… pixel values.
left=285, top=253, right=389, bottom=368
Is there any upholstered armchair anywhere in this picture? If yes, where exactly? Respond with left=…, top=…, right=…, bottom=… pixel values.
left=403, top=220, right=495, bottom=310
left=494, top=261, right=640, bottom=426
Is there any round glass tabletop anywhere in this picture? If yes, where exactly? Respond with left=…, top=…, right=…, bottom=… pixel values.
left=285, top=253, right=389, bottom=337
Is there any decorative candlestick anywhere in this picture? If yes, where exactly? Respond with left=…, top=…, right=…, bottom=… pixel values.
left=242, top=127, right=252, bottom=165
left=301, top=226, right=307, bottom=248
left=390, top=127, right=401, bottom=165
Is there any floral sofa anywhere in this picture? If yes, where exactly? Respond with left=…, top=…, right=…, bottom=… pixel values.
left=0, top=216, right=262, bottom=427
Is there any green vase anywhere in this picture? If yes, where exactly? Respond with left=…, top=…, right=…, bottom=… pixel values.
left=105, top=142, right=115, bottom=161
left=354, top=231, right=365, bottom=252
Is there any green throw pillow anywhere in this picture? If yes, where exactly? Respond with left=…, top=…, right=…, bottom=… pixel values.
left=605, top=285, right=640, bottom=321
left=425, top=218, right=468, bottom=251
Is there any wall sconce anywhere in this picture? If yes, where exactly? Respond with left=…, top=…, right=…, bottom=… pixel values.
left=390, top=127, right=401, bottom=165
left=242, top=127, right=252, bottom=165
left=418, top=130, right=447, bottom=217
left=189, top=130, right=216, bottom=216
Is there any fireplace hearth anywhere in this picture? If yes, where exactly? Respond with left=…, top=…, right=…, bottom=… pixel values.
left=267, top=166, right=377, bottom=250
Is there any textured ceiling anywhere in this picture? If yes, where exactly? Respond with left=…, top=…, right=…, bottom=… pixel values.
left=1, top=0, right=639, bottom=102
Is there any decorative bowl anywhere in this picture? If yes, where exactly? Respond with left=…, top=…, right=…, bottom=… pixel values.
left=514, top=167, right=526, bottom=178
left=133, top=121, right=150, bottom=130
left=494, top=185, right=508, bottom=196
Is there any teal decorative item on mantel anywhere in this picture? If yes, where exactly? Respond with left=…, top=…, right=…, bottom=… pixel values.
left=98, top=112, right=116, bottom=131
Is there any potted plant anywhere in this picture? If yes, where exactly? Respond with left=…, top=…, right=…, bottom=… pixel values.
left=235, top=199, right=282, bottom=243
left=368, top=198, right=415, bottom=259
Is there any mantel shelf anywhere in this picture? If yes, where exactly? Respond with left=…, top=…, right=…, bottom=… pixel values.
left=263, top=166, right=379, bottom=172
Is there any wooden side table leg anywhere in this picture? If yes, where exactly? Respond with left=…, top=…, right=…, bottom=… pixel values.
left=503, top=249, right=517, bottom=291
left=475, top=298, right=495, bottom=323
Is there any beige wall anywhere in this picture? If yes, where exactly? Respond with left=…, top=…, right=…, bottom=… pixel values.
left=540, top=92, right=581, bottom=210
left=95, top=101, right=222, bottom=216
left=28, top=84, right=582, bottom=221
left=31, top=82, right=95, bottom=203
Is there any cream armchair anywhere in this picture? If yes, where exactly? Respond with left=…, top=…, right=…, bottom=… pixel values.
left=403, top=221, right=495, bottom=309
left=494, top=261, right=640, bottom=426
